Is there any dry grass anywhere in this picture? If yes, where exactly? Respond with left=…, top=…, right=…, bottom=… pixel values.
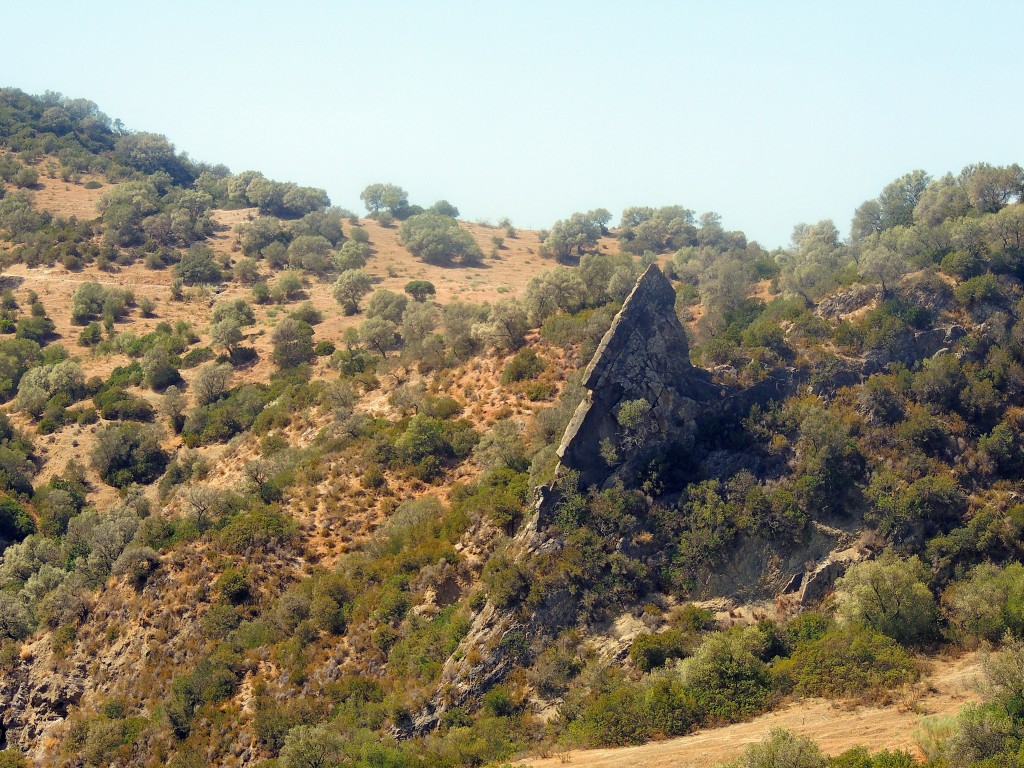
left=515, top=653, right=984, bottom=768
left=29, top=175, right=109, bottom=220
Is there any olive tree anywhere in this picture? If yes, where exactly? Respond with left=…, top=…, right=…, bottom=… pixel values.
left=332, top=269, right=372, bottom=315
left=399, top=213, right=483, bottom=265
left=472, top=299, right=529, bottom=352
left=365, top=289, right=407, bottom=324
left=271, top=318, right=314, bottom=369
left=540, top=208, right=612, bottom=261
left=834, top=553, right=938, bottom=646
left=858, top=245, right=908, bottom=298
left=359, top=183, right=409, bottom=219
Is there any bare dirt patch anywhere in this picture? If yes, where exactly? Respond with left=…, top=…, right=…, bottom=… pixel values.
left=29, top=175, right=109, bottom=220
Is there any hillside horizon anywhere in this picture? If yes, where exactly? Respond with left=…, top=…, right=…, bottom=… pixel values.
left=0, top=86, right=1023, bottom=768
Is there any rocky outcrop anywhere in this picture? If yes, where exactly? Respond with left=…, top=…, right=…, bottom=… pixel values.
left=0, top=645, right=84, bottom=754
left=795, top=543, right=875, bottom=605
left=409, top=267, right=889, bottom=735
left=557, top=264, right=718, bottom=487
left=405, top=487, right=567, bottom=735
left=815, top=284, right=880, bottom=319
left=863, top=324, right=967, bottom=372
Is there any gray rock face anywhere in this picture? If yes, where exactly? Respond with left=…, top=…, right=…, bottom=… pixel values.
left=0, top=650, right=83, bottom=754
left=557, top=264, right=715, bottom=486
left=797, top=544, right=873, bottom=605
left=815, top=284, right=880, bottom=319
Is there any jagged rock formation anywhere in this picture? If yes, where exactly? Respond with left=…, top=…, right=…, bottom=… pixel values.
left=0, top=645, right=84, bottom=754
left=409, top=267, right=894, bottom=735
left=557, top=264, right=717, bottom=486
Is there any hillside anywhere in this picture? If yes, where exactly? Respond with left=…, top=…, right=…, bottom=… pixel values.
left=1, top=87, right=1024, bottom=768
left=516, top=652, right=984, bottom=768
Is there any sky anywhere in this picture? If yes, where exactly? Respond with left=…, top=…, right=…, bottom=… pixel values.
left=4, top=1, right=1022, bottom=248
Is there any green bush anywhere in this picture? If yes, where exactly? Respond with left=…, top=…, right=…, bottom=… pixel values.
left=943, top=562, right=1024, bottom=643
left=451, top=468, right=530, bottom=531
left=175, top=244, right=222, bottom=285
left=771, top=626, right=917, bottom=697
left=93, top=386, right=154, bottom=421
left=954, top=273, right=1003, bottom=308
left=179, top=346, right=214, bottom=368
left=500, top=347, right=545, bottom=384
left=0, top=750, right=28, bottom=768
left=78, top=322, right=102, bottom=346
left=218, top=506, right=296, bottom=553
left=92, top=422, right=168, bottom=487
left=567, top=672, right=698, bottom=747
left=182, top=384, right=271, bottom=446
left=0, top=494, right=35, bottom=542
left=677, top=629, right=773, bottom=721
left=834, top=554, right=937, bottom=646
left=482, top=555, right=530, bottom=609
left=742, top=728, right=826, bottom=768
left=399, top=212, right=483, bottom=265
left=629, top=628, right=695, bottom=673
left=216, top=567, right=252, bottom=604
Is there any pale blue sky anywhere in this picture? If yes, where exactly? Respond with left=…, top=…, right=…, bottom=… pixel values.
left=4, top=1, right=1022, bottom=247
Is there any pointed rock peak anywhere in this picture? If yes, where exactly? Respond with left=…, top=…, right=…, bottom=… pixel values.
left=582, top=264, right=689, bottom=392
left=628, top=263, right=678, bottom=313
left=557, top=263, right=703, bottom=487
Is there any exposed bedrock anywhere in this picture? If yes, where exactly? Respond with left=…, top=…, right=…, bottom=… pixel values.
left=556, top=264, right=719, bottom=486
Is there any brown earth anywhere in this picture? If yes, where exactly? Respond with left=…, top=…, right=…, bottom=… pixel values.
left=29, top=174, right=109, bottom=220
left=516, top=653, right=983, bottom=768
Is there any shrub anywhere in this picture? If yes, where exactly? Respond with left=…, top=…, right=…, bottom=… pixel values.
left=567, top=671, right=698, bottom=747
left=92, top=422, right=168, bottom=487
left=0, top=748, right=29, bottom=768
left=15, top=314, right=55, bottom=344
left=313, top=340, right=335, bottom=356
left=954, top=273, right=1003, bottom=308
left=399, top=212, right=483, bottom=265
left=0, top=494, right=35, bottom=542
left=629, top=628, right=695, bottom=673
left=942, top=562, right=1024, bottom=643
left=482, top=555, right=530, bottom=609
left=78, top=322, right=103, bottom=346
left=179, top=346, right=214, bottom=369
left=93, top=387, right=154, bottom=421
left=500, top=347, right=546, bottom=384
left=289, top=301, right=323, bottom=326
left=742, top=728, right=826, bottom=768
left=175, top=244, right=222, bottom=285
left=271, top=318, right=314, bottom=369
left=219, top=506, right=296, bottom=553
left=331, top=269, right=372, bottom=315
left=279, top=724, right=345, bottom=768
left=111, top=546, right=160, bottom=588
left=834, top=554, right=938, bottom=646
left=141, top=345, right=180, bottom=390
left=216, top=567, right=252, bottom=604
left=676, top=629, right=772, bottom=721
left=943, top=702, right=1018, bottom=768
left=771, top=626, right=917, bottom=697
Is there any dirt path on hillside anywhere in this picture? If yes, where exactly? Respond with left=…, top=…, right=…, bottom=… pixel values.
left=517, top=654, right=983, bottom=768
